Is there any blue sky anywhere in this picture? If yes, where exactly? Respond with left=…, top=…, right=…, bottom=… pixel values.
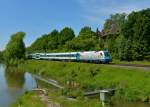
left=0, top=0, right=150, bottom=50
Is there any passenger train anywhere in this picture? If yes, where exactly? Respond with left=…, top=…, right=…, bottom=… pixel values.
left=28, top=50, right=112, bottom=63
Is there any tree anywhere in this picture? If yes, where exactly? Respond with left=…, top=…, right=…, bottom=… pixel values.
left=59, top=27, right=75, bottom=45
left=79, top=26, right=96, bottom=39
left=0, top=51, right=4, bottom=61
left=28, top=28, right=75, bottom=52
left=29, top=34, right=49, bottom=52
left=103, top=13, right=126, bottom=35
left=119, top=36, right=134, bottom=61
left=121, top=9, right=150, bottom=60
left=4, top=32, right=26, bottom=62
left=100, top=13, right=126, bottom=57
left=47, top=29, right=59, bottom=50
left=65, top=26, right=100, bottom=51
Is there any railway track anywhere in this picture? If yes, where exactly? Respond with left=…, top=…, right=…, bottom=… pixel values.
left=108, top=63, right=150, bottom=70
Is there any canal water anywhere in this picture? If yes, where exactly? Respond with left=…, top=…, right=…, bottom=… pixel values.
left=0, top=64, right=150, bottom=107
left=0, top=64, right=37, bottom=107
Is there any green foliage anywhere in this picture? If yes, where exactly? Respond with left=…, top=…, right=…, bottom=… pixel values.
left=5, top=59, right=25, bottom=67
left=4, top=32, right=26, bottom=64
left=47, top=29, right=59, bottom=50
left=79, top=26, right=95, bottom=39
left=77, top=26, right=99, bottom=50
left=112, top=59, right=150, bottom=65
left=63, top=88, right=84, bottom=98
left=20, top=60, right=150, bottom=102
left=98, top=13, right=127, bottom=58
left=101, top=9, right=150, bottom=60
left=0, top=51, right=4, bottom=61
left=26, top=9, right=150, bottom=61
left=28, top=34, right=49, bottom=52
left=28, top=27, right=75, bottom=52
left=65, top=26, right=100, bottom=51
left=28, top=26, right=100, bottom=52
left=120, top=9, right=150, bottom=60
left=103, top=13, right=126, bottom=35
left=48, top=89, right=102, bottom=107
left=59, top=27, right=75, bottom=45
left=11, top=92, right=46, bottom=107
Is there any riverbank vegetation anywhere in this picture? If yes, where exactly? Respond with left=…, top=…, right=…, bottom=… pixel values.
left=19, top=60, right=150, bottom=102
left=12, top=91, right=102, bottom=107
left=11, top=92, right=46, bottom=107
left=2, top=8, right=150, bottom=107
left=112, top=59, right=150, bottom=66
left=0, top=51, right=4, bottom=62
left=4, top=32, right=26, bottom=66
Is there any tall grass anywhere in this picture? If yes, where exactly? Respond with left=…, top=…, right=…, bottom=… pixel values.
left=112, top=59, right=150, bottom=65
left=11, top=92, right=46, bottom=107
left=19, top=60, right=150, bottom=102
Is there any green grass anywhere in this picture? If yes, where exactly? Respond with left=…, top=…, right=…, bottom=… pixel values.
left=112, top=59, right=150, bottom=65
left=11, top=92, right=46, bottom=107
left=47, top=90, right=102, bottom=107
left=19, top=60, right=150, bottom=102
left=12, top=91, right=102, bottom=107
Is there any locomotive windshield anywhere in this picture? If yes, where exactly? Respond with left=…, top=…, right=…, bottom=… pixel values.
left=104, top=51, right=111, bottom=57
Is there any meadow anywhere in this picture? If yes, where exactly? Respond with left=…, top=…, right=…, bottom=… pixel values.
left=112, top=59, right=150, bottom=65
left=11, top=92, right=46, bottom=107
left=19, top=60, right=150, bottom=102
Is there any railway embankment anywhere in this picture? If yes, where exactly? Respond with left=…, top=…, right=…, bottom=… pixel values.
left=112, top=59, right=150, bottom=66
left=18, top=60, right=150, bottom=103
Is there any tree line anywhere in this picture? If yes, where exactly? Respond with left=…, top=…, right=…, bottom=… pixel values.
left=27, top=26, right=100, bottom=53
left=2, top=8, right=150, bottom=63
left=101, top=9, right=150, bottom=60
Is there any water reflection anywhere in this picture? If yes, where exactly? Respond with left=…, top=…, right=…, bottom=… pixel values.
left=5, top=67, right=25, bottom=88
left=0, top=65, right=37, bottom=107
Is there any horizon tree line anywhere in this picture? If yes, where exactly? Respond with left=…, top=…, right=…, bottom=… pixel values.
left=1, top=8, right=150, bottom=62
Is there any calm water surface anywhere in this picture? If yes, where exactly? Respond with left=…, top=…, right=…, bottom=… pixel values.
left=0, top=64, right=37, bottom=107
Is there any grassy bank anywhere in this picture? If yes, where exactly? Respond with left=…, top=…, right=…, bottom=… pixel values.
left=47, top=91, right=102, bottom=107
left=12, top=90, right=102, bottom=107
left=112, top=59, right=150, bottom=65
left=18, top=60, right=150, bottom=102
left=11, top=92, right=46, bottom=107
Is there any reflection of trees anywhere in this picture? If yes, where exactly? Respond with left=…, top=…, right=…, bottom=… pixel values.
left=5, top=67, right=25, bottom=88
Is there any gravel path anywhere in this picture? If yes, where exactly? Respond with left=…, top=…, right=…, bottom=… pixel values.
left=34, top=89, right=62, bottom=107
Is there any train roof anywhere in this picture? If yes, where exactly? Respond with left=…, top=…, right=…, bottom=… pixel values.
left=33, top=52, right=79, bottom=55
left=29, top=50, right=109, bottom=55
